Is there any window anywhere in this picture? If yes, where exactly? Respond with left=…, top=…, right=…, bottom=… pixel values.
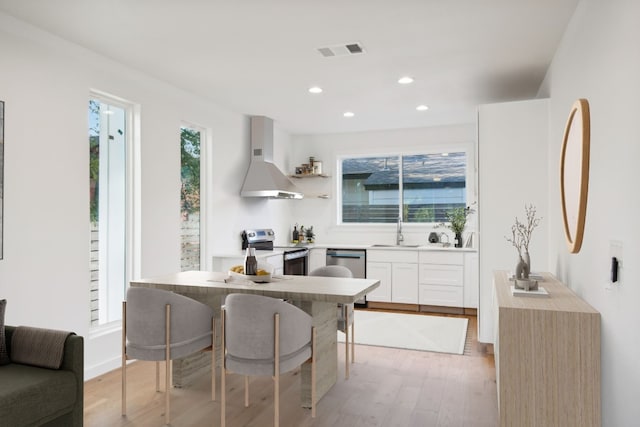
left=340, top=152, right=467, bottom=224
left=89, top=95, right=134, bottom=327
left=180, top=126, right=202, bottom=271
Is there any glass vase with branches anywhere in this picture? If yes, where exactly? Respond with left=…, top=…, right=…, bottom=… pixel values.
left=505, top=204, right=542, bottom=278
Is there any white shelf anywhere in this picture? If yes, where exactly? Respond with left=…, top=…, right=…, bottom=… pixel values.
left=289, top=174, right=330, bottom=178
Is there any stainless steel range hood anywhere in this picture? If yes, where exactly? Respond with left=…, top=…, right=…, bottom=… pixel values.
left=240, top=116, right=303, bottom=199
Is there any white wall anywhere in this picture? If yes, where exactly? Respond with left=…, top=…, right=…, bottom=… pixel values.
left=541, top=0, right=640, bottom=424
left=477, top=99, right=550, bottom=343
left=0, top=13, right=292, bottom=378
left=287, top=124, right=477, bottom=246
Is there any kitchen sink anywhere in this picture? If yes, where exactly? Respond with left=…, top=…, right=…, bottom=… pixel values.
left=370, top=244, right=421, bottom=248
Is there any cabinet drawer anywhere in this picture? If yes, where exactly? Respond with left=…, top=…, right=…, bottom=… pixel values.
left=418, top=251, right=464, bottom=265
left=419, top=284, right=463, bottom=307
left=419, top=264, right=463, bottom=286
left=367, top=249, right=418, bottom=263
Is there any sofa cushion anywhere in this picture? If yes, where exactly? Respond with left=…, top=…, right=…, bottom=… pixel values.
left=0, top=363, right=77, bottom=426
left=0, top=300, right=8, bottom=365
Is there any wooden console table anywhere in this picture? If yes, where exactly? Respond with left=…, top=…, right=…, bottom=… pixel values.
left=493, top=271, right=601, bottom=427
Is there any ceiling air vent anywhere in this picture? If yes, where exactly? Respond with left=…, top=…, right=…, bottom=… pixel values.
left=317, top=42, right=365, bottom=57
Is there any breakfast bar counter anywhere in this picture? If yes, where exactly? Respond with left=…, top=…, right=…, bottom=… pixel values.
left=130, top=270, right=380, bottom=408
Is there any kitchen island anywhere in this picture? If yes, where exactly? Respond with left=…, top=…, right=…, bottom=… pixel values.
left=130, top=270, right=379, bottom=408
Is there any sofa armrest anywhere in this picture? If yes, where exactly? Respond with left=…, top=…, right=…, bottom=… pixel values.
left=5, top=326, right=84, bottom=426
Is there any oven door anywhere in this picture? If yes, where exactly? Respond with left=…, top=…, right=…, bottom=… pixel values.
left=283, top=248, right=309, bottom=275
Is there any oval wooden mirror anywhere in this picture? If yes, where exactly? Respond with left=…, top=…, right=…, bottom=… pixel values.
left=560, top=99, right=590, bottom=253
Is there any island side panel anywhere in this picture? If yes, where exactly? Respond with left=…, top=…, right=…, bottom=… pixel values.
left=170, top=290, right=226, bottom=387
left=293, top=300, right=338, bottom=408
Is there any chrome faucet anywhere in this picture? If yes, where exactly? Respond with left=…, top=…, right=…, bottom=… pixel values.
left=396, top=216, right=404, bottom=245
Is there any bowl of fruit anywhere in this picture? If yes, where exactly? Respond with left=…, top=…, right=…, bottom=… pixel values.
left=228, top=263, right=273, bottom=283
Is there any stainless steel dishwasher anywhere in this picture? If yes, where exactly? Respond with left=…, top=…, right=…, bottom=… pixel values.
left=326, top=248, right=367, bottom=306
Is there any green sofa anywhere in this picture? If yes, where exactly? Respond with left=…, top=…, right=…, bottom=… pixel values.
left=0, top=326, right=84, bottom=426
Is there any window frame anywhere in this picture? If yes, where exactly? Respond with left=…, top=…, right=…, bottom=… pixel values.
left=88, top=90, right=141, bottom=333
left=336, top=143, right=475, bottom=228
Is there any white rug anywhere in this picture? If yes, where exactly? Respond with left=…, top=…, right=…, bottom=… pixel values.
left=337, top=310, right=468, bottom=355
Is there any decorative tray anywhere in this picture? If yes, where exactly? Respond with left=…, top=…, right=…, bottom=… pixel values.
left=227, top=270, right=272, bottom=283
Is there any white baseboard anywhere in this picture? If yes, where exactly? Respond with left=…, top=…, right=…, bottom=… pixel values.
left=85, top=355, right=122, bottom=380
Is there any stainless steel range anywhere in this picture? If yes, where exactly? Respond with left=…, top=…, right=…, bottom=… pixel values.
left=241, top=229, right=309, bottom=275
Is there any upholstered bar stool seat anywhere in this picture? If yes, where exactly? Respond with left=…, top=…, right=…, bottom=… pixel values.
left=122, top=287, right=216, bottom=425
left=221, top=293, right=316, bottom=427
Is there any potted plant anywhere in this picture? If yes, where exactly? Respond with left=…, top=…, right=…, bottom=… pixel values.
left=444, top=205, right=474, bottom=248
left=304, top=226, right=315, bottom=243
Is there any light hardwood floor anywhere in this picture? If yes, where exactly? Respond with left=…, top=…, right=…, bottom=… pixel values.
left=84, top=311, right=498, bottom=427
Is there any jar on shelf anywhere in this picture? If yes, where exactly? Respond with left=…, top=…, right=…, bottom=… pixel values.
left=313, top=161, right=323, bottom=175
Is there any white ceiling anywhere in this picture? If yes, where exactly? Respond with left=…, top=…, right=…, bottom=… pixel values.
left=0, top=0, right=579, bottom=135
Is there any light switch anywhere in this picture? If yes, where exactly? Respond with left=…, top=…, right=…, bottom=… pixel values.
left=609, top=240, right=623, bottom=285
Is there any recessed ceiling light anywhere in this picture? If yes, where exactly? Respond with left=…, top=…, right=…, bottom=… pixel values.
left=308, top=86, right=323, bottom=94
left=433, top=177, right=441, bottom=182
left=442, top=152, right=449, bottom=157
left=398, top=76, right=414, bottom=84
left=343, top=111, right=355, bottom=118
left=416, top=105, right=429, bottom=111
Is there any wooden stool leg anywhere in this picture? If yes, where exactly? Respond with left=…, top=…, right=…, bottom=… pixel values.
left=312, top=327, right=317, bottom=418
left=165, top=304, right=171, bottom=424
left=155, top=362, right=160, bottom=392
left=121, top=301, right=127, bottom=416
left=245, top=376, right=250, bottom=407
left=344, top=308, right=350, bottom=379
left=351, top=321, right=355, bottom=363
left=211, top=317, right=216, bottom=401
left=274, top=314, right=280, bottom=427
left=221, top=309, right=226, bottom=427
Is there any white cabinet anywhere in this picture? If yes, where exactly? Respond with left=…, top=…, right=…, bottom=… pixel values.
left=366, top=250, right=418, bottom=303
left=366, top=248, right=477, bottom=307
left=366, top=262, right=392, bottom=302
left=391, top=263, right=419, bottom=303
left=419, top=251, right=464, bottom=307
left=308, top=248, right=326, bottom=274
left=464, top=252, right=478, bottom=308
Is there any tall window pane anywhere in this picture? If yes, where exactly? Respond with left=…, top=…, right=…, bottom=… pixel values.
left=180, top=127, right=201, bottom=271
left=89, top=98, right=127, bottom=326
left=402, top=152, right=466, bottom=223
left=342, top=156, right=400, bottom=223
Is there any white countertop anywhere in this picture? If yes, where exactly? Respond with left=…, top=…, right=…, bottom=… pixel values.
left=212, top=244, right=477, bottom=258
left=276, top=243, right=477, bottom=252
left=211, top=249, right=285, bottom=259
